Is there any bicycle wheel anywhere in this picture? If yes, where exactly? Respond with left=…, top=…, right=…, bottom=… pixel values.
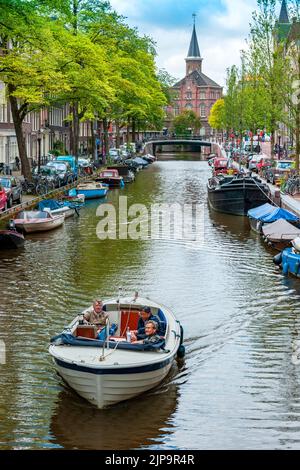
left=36, top=184, right=47, bottom=196
left=290, top=183, right=299, bottom=196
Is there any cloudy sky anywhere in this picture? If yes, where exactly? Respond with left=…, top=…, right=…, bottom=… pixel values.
left=109, top=0, right=283, bottom=88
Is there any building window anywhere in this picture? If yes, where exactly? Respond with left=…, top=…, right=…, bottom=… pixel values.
left=185, top=103, right=193, bottom=110
left=186, top=91, right=192, bottom=100
left=210, top=91, right=215, bottom=100
left=200, top=104, right=206, bottom=118
left=174, top=107, right=180, bottom=116
left=200, top=91, right=206, bottom=100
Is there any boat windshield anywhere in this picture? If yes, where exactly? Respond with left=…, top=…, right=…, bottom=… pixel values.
left=102, top=171, right=116, bottom=177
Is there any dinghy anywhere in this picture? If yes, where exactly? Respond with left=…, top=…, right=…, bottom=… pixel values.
left=14, top=210, right=65, bottom=233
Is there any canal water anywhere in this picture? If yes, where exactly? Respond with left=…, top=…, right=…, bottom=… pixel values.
left=1, top=154, right=300, bottom=450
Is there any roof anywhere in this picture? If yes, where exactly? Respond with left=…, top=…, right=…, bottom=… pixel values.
left=279, top=0, right=289, bottom=24
left=173, top=69, right=222, bottom=89
left=187, top=25, right=201, bottom=58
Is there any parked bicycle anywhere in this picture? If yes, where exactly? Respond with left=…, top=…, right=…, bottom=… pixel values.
left=281, top=175, right=300, bottom=196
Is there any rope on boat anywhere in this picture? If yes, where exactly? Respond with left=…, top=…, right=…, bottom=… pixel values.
left=249, top=174, right=280, bottom=207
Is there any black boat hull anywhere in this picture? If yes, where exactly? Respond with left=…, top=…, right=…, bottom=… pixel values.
left=0, top=231, right=25, bottom=249
left=207, top=186, right=269, bottom=216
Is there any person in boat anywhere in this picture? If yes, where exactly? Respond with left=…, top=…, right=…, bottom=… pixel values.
left=130, top=306, right=161, bottom=341
left=83, top=300, right=108, bottom=331
left=132, top=320, right=162, bottom=345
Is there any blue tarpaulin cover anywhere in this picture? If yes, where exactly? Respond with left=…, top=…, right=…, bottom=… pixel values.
left=248, top=203, right=298, bottom=223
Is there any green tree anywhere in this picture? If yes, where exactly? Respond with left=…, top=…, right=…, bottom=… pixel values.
left=209, top=99, right=225, bottom=131
left=172, top=110, right=201, bottom=137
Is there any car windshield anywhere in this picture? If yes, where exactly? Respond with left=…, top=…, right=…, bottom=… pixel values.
left=277, top=162, right=293, bottom=169
left=0, top=178, right=11, bottom=188
left=48, top=163, right=66, bottom=173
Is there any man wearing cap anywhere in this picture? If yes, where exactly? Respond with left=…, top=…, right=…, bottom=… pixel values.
left=130, top=306, right=161, bottom=341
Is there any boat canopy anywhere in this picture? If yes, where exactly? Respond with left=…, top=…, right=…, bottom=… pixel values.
left=248, top=203, right=298, bottom=223
left=262, top=219, right=300, bottom=240
left=38, top=199, right=62, bottom=211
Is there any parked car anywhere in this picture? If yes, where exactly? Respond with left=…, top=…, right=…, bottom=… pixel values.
left=55, top=156, right=78, bottom=179
left=0, top=176, right=22, bottom=207
left=46, top=162, right=74, bottom=186
left=248, top=155, right=262, bottom=172
left=265, top=160, right=296, bottom=185
left=0, top=183, right=7, bottom=212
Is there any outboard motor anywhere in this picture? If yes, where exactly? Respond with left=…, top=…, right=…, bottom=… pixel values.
left=273, top=253, right=282, bottom=266
left=7, top=219, right=16, bottom=231
left=177, top=324, right=186, bottom=359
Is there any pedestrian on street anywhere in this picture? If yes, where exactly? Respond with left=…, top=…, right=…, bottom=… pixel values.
left=15, top=156, right=20, bottom=171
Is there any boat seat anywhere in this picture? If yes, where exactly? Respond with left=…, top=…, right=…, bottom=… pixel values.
left=75, top=325, right=97, bottom=339
left=120, top=310, right=140, bottom=336
left=157, top=309, right=167, bottom=336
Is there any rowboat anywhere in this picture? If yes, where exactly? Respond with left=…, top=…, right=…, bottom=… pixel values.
left=49, top=295, right=184, bottom=409
left=14, top=210, right=65, bottom=233
left=38, top=199, right=76, bottom=218
left=96, top=169, right=124, bottom=188
left=262, top=219, right=300, bottom=251
left=0, top=230, right=25, bottom=249
left=76, top=182, right=108, bottom=200
left=248, top=203, right=299, bottom=233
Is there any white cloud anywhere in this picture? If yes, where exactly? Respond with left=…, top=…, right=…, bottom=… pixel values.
left=109, top=0, right=263, bottom=87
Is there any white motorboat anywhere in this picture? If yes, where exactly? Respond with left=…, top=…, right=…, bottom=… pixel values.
left=49, top=296, right=184, bottom=409
left=14, top=210, right=65, bottom=233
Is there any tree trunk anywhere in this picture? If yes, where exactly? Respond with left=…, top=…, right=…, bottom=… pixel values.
left=296, top=106, right=300, bottom=175
left=127, top=120, right=131, bottom=145
left=103, top=117, right=109, bottom=164
left=71, top=102, right=80, bottom=162
left=116, top=120, right=121, bottom=148
left=132, top=118, right=136, bottom=143
left=8, top=85, right=32, bottom=180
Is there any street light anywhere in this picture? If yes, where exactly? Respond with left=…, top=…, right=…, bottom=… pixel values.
left=37, top=128, right=45, bottom=173
left=278, top=132, right=282, bottom=160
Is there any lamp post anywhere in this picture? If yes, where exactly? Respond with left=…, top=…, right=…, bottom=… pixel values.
left=278, top=132, right=281, bottom=160
left=37, top=130, right=42, bottom=173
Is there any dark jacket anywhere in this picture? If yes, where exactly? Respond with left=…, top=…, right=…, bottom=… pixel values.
left=136, top=314, right=162, bottom=339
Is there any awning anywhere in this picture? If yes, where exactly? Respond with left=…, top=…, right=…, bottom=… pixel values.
left=262, top=219, right=300, bottom=241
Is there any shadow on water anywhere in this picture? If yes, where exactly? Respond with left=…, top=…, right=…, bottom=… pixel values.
left=50, top=364, right=184, bottom=450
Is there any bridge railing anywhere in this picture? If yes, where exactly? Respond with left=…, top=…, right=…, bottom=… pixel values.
left=145, top=136, right=215, bottom=142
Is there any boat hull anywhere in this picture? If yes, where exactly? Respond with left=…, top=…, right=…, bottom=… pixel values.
left=0, top=231, right=25, bottom=249
left=207, top=186, right=269, bottom=216
left=76, top=189, right=108, bottom=200
left=15, top=217, right=64, bottom=233
left=52, top=354, right=174, bottom=409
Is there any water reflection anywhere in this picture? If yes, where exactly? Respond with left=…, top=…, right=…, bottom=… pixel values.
left=51, top=379, right=180, bottom=450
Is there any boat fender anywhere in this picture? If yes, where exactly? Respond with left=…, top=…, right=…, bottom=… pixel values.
left=273, top=253, right=282, bottom=266
left=295, top=261, right=300, bottom=275
left=282, top=262, right=289, bottom=275
left=177, top=345, right=186, bottom=359
left=180, top=325, right=184, bottom=346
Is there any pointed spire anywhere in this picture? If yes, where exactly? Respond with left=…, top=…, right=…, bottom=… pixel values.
left=279, top=0, right=289, bottom=24
left=187, top=15, right=201, bottom=58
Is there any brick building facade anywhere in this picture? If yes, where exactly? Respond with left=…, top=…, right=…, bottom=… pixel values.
left=167, top=21, right=223, bottom=138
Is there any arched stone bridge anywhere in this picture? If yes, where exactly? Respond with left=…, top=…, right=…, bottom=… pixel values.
left=143, top=137, right=225, bottom=158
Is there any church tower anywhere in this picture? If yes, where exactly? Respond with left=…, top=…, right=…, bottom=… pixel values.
left=185, top=15, right=203, bottom=75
